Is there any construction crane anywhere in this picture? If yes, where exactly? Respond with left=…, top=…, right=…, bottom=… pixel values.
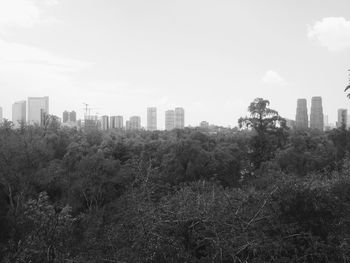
left=83, top=102, right=89, bottom=119
left=82, top=103, right=101, bottom=120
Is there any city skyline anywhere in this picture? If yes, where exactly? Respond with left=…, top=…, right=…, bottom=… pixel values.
left=0, top=1, right=349, bottom=128
left=2, top=95, right=350, bottom=129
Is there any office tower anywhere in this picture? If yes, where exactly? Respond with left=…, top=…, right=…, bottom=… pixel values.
left=125, top=120, right=130, bottom=130
left=12, top=101, right=26, bottom=127
left=147, top=107, right=157, bottom=131
left=175, top=107, right=185, bottom=129
left=200, top=121, right=209, bottom=129
left=28, top=96, right=49, bottom=125
left=295, top=99, right=308, bottom=129
left=129, top=116, right=141, bottom=130
left=101, top=115, right=109, bottom=131
left=0, top=107, right=3, bottom=123
left=84, top=115, right=99, bottom=129
left=70, top=111, right=77, bottom=122
left=324, top=115, right=329, bottom=127
left=286, top=119, right=296, bottom=129
left=165, top=110, right=175, bottom=131
left=110, top=116, right=124, bottom=129
left=337, top=109, right=347, bottom=128
left=63, top=111, right=69, bottom=123
left=310, top=96, right=324, bottom=131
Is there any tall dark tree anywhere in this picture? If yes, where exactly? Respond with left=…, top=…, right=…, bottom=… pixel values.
left=238, top=98, right=288, bottom=169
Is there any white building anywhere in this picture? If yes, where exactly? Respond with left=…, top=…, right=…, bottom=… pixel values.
left=27, top=97, right=49, bottom=125
left=165, top=110, right=175, bottom=131
left=129, top=116, right=141, bottom=130
left=175, top=107, right=185, bottom=129
left=110, top=116, right=124, bottom=129
left=147, top=107, right=157, bottom=131
left=101, top=115, right=109, bottom=131
left=12, top=101, right=26, bottom=127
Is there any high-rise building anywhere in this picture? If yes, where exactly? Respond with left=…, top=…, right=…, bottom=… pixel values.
left=125, top=120, right=130, bottom=130
left=12, top=101, right=26, bottom=127
left=310, top=96, right=324, bottom=131
left=295, top=98, right=308, bottom=129
left=286, top=119, right=296, bottom=129
left=175, top=107, right=185, bottom=129
left=84, top=115, right=99, bottom=130
left=129, top=116, right=141, bottom=130
left=63, top=110, right=77, bottom=123
left=63, top=111, right=69, bottom=123
left=0, top=107, right=3, bottom=123
left=101, top=115, right=109, bottom=131
left=147, top=107, right=157, bottom=131
left=110, top=115, right=123, bottom=129
left=28, top=96, right=49, bottom=125
left=165, top=110, right=175, bottom=131
left=337, top=109, right=347, bottom=128
left=200, top=121, right=209, bottom=129
left=70, top=111, right=77, bottom=122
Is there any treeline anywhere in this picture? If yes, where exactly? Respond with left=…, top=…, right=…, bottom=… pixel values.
left=1, top=98, right=350, bottom=262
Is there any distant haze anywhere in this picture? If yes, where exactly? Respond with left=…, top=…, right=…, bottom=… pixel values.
left=0, top=0, right=349, bottom=129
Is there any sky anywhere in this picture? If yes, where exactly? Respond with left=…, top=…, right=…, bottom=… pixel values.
left=0, top=0, right=349, bottom=129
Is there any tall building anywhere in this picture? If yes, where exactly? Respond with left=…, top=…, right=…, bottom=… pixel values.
left=129, top=116, right=141, bottom=130
left=147, top=107, right=157, bottom=131
left=200, top=121, right=209, bottom=129
left=101, top=115, right=109, bottom=130
left=27, top=96, right=49, bottom=125
left=70, top=111, right=77, bottom=122
left=63, top=110, right=77, bottom=123
left=175, top=107, right=185, bottom=129
left=165, top=110, right=175, bottom=131
left=286, top=119, right=296, bottom=129
left=337, top=109, right=347, bottom=128
left=84, top=115, right=99, bottom=130
left=109, top=116, right=124, bottom=129
left=0, top=107, right=3, bottom=123
left=125, top=120, right=130, bottom=130
left=12, top=101, right=26, bottom=127
left=110, top=116, right=124, bottom=129
left=63, top=111, right=69, bottom=123
left=310, top=96, right=324, bottom=131
left=295, top=98, right=308, bottom=129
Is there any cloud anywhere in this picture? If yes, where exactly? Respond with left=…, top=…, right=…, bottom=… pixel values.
left=261, top=70, right=287, bottom=86
left=0, top=39, right=91, bottom=72
left=0, top=0, right=59, bottom=28
left=307, top=17, right=350, bottom=52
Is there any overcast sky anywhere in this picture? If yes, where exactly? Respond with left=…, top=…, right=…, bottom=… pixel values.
left=0, top=0, right=349, bottom=128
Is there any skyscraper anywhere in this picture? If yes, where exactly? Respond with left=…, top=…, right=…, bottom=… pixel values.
left=295, top=98, right=308, bottom=129
left=12, top=100, right=26, bottom=127
left=129, top=116, right=141, bottom=130
left=310, top=96, right=324, bottom=131
left=63, top=111, right=69, bottom=123
left=165, top=110, right=175, bottom=131
left=147, top=107, right=157, bottom=131
left=337, top=109, right=347, bottom=128
left=101, top=115, right=109, bottom=130
left=110, top=116, right=124, bottom=129
left=200, top=121, right=209, bottom=129
left=28, top=96, right=49, bottom=125
left=175, top=107, right=185, bottom=129
left=70, top=111, right=77, bottom=122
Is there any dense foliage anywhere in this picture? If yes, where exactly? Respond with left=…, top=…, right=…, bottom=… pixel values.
left=1, top=99, right=350, bottom=262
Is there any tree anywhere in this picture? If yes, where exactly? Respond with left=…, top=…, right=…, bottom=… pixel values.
left=344, top=69, right=350, bottom=98
left=239, top=98, right=288, bottom=169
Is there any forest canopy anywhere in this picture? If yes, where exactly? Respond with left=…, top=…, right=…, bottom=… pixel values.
left=1, top=98, right=350, bottom=262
